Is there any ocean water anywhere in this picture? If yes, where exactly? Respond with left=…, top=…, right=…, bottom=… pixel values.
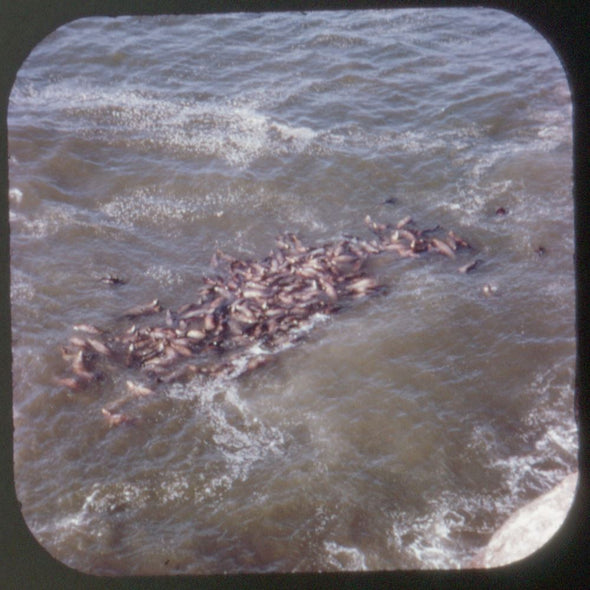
left=8, top=8, right=577, bottom=574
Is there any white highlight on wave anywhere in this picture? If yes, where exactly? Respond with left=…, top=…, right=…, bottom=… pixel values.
left=163, top=315, right=332, bottom=500
left=10, top=268, right=36, bottom=304
left=37, top=336, right=310, bottom=550
left=100, top=188, right=202, bottom=228
left=144, top=264, right=186, bottom=287
left=29, top=471, right=193, bottom=556
left=386, top=357, right=577, bottom=570
left=9, top=186, right=23, bottom=204
left=323, top=540, right=368, bottom=571
left=387, top=487, right=499, bottom=570
left=13, top=80, right=321, bottom=168
left=9, top=207, right=64, bottom=240
left=100, top=185, right=279, bottom=229
left=168, top=376, right=285, bottom=499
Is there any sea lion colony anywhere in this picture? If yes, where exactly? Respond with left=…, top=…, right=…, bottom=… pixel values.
left=57, top=215, right=473, bottom=426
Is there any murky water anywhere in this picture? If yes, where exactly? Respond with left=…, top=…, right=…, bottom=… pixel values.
left=9, top=8, right=576, bottom=574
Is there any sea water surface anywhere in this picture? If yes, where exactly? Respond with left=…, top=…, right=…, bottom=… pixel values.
left=8, top=8, right=576, bottom=574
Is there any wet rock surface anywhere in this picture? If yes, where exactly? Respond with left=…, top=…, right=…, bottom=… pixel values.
left=468, top=472, right=578, bottom=568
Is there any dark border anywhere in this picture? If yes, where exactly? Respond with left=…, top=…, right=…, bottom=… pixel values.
left=1, top=1, right=588, bottom=589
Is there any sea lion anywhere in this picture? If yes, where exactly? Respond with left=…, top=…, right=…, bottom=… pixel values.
left=396, top=215, right=413, bottom=229
left=55, top=375, right=89, bottom=391
left=447, top=230, right=470, bottom=249
left=410, top=238, right=429, bottom=254
left=125, top=380, right=154, bottom=397
left=123, top=299, right=162, bottom=319
left=100, top=274, right=126, bottom=286
left=429, top=237, right=456, bottom=259
left=101, top=407, right=134, bottom=427
left=58, top=214, right=475, bottom=422
left=73, top=323, right=104, bottom=335
left=86, top=338, right=112, bottom=357
left=458, top=259, right=484, bottom=274
left=482, top=283, right=498, bottom=297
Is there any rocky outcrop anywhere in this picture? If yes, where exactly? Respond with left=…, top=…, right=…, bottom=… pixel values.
left=468, top=472, right=578, bottom=568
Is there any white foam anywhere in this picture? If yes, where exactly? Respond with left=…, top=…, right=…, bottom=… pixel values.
left=30, top=511, right=89, bottom=550
left=12, top=79, right=321, bottom=169
left=10, top=269, right=35, bottom=303
left=25, top=470, right=194, bottom=559
left=209, top=385, right=285, bottom=481
left=100, top=188, right=203, bottom=228
left=9, top=207, right=59, bottom=239
left=9, top=199, right=99, bottom=240
left=388, top=500, right=464, bottom=569
left=82, top=481, right=148, bottom=513
left=144, top=264, right=185, bottom=287
left=385, top=358, right=577, bottom=570
left=9, top=187, right=23, bottom=204
left=323, top=541, right=368, bottom=571
left=169, top=377, right=286, bottom=498
left=100, top=183, right=322, bottom=238
left=159, top=472, right=192, bottom=503
left=533, top=105, right=573, bottom=145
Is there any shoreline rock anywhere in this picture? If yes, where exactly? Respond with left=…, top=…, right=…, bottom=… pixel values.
left=468, top=472, right=578, bottom=568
